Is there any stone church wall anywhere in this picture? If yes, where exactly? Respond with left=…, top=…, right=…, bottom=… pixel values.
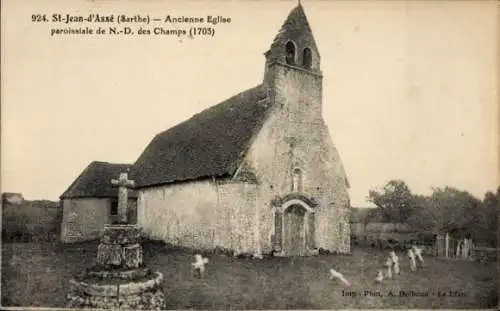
left=218, top=182, right=259, bottom=255
left=137, top=180, right=260, bottom=254
left=239, top=63, right=351, bottom=254
left=137, top=180, right=220, bottom=249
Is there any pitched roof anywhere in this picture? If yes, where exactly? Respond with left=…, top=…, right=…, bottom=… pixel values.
left=60, top=161, right=138, bottom=199
left=268, top=3, right=319, bottom=55
left=131, top=85, right=272, bottom=188
left=264, top=3, right=321, bottom=71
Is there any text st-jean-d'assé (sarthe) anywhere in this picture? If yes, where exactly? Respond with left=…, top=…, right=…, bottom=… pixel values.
left=33, top=13, right=232, bottom=37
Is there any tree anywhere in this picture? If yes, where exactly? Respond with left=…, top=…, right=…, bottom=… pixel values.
left=478, top=186, right=500, bottom=246
left=406, top=195, right=439, bottom=233
left=367, top=180, right=415, bottom=222
left=424, top=187, right=483, bottom=238
left=367, top=181, right=498, bottom=246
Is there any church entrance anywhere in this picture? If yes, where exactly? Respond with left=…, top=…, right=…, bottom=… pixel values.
left=272, top=195, right=316, bottom=257
left=283, top=204, right=307, bottom=256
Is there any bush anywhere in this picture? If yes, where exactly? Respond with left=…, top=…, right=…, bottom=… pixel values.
left=211, top=246, right=234, bottom=257
left=2, top=229, right=31, bottom=242
left=2, top=228, right=58, bottom=243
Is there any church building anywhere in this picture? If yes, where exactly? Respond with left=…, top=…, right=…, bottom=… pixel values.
left=60, top=161, right=138, bottom=243
left=131, top=3, right=351, bottom=256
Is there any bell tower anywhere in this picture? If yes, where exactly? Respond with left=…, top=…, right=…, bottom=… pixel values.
left=263, top=2, right=322, bottom=83
left=263, top=2, right=324, bottom=120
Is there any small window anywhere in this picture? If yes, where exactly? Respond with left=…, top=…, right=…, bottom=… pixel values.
left=68, top=210, right=78, bottom=221
left=292, top=168, right=303, bottom=192
left=339, top=222, right=344, bottom=236
left=110, top=200, right=118, bottom=216
left=285, top=41, right=296, bottom=65
left=303, top=48, right=312, bottom=69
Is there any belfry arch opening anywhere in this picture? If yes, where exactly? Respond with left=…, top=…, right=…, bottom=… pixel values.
left=285, top=41, right=296, bottom=65
left=302, top=47, right=312, bottom=69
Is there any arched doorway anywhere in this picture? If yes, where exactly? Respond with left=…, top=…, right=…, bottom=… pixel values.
left=279, top=199, right=315, bottom=256
left=283, top=204, right=307, bottom=255
left=272, top=195, right=317, bottom=256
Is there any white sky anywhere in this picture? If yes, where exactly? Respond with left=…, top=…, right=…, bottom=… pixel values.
left=2, top=0, right=498, bottom=206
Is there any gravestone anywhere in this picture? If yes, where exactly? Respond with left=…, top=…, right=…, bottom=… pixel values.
left=66, top=210, right=83, bottom=239
left=66, top=172, right=165, bottom=309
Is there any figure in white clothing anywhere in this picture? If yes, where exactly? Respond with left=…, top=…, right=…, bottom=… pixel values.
left=375, top=270, right=384, bottom=283
left=412, top=245, right=424, bottom=268
left=389, top=251, right=400, bottom=275
left=192, top=254, right=209, bottom=278
left=329, top=268, right=351, bottom=286
left=408, top=248, right=417, bottom=272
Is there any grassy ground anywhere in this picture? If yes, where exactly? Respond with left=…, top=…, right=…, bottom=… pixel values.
left=1, top=240, right=497, bottom=309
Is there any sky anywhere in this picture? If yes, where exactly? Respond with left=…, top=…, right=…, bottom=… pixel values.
left=2, top=0, right=498, bottom=206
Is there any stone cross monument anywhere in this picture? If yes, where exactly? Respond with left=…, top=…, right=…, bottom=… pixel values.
left=111, top=171, right=135, bottom=224
left=66, top=170, right=165, bottom=309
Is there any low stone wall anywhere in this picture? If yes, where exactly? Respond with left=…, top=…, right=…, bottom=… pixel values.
left=66, top=225, right=165, bottom=310
left=2, top=200, right=61, bottom=242
left=68, top=271, right=164, bottom=309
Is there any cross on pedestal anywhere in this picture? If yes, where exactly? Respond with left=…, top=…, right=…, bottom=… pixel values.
left=111, top=171, right=135, bottom=224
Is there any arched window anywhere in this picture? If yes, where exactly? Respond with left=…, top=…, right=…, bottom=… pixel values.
left=292, top=168, right=303, bottom=192
left=285, top=41, right=296, bottom=65
left=302, top=48, right=312, bottom=69
left=338, top=222, right=344, bottom=237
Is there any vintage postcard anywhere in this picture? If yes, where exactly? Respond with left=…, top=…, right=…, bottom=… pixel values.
left=1, top=0, right=498, bottom=309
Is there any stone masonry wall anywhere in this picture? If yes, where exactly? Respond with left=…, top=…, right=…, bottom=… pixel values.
left=138, top=180, right=259, bottom=254
left=241, top=62, right=351, bottom=254
left=137, top=180, right=222, bottom=249
left=218, top=182, right=259, bottom=255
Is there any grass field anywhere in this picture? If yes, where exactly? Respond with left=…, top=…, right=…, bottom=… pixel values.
left=1, top=240, right=497, bottom=309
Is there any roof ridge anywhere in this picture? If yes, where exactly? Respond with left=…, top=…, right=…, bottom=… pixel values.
left=131, top=84, right=273, bottom=188
left=152, top=84, right=266, bottom=139
left=60, top=161, right=137, bottom=199
left=194, top=84, right=264, bottom=115
left=91, top=160, right=132, bottom=166
left=60, top=162, right=93, bottom=199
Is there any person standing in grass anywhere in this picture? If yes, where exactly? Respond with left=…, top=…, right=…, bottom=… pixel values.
left=412, top=245, right=424, bottom=268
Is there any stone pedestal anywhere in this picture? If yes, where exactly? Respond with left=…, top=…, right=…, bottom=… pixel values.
left=66, top=225, right=165, bottom=310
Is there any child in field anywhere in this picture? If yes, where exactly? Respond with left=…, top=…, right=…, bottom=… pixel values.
left=375, top=270, right=384, bottom=283
left=412, top=245, right=424, bottom=268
